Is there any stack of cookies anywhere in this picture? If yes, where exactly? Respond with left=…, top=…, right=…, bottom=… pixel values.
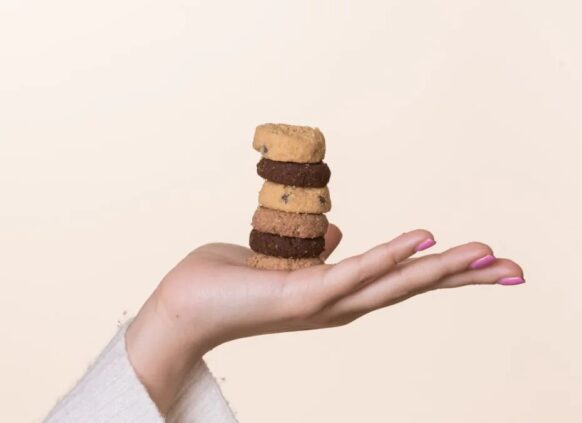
left=247, top=123, right=332, bottom=270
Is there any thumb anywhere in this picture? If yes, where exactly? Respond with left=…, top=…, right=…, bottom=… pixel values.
left=320, top=223, right=342, bottom=261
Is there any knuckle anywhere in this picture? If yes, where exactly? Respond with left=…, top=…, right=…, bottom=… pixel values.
left=346, top=254, right=368, bottom=285
left=464, top=275, right=482, bottom=286
left=465, top=241, right=493, bottom=255
left=328, top=315, right=357, bottom=328
left=382, top=246, right=399, bottom=268
left=434, top=253, right=455, bottom=279
left=411, top=228, right=433, bottom=240
left=389, top=269, right=419, bottom=297
left=496, top=258, right=524, bottom=276
left=386, top=284, right=420, bottom=305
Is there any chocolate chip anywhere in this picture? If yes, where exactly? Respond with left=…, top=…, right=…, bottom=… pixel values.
left=261, top=145, right=268, bottom=154
left=319, top=195, right=326, bottom=204
left=281, top=193, right=289, bottom=204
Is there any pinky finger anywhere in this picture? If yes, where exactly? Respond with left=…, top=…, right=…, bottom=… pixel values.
left=435, top=258, right=525, bottom=289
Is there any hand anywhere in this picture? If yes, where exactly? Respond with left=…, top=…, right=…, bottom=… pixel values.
left=125, top=225, right=524, bottom=413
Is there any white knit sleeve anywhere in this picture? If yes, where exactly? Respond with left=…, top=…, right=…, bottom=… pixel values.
left=166, top=359, right=239, bottom=423
left=43, top=320, right=238, bottom=423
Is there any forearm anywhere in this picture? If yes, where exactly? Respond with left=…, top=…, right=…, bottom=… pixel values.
left=125, top=290, right=212, bottom=415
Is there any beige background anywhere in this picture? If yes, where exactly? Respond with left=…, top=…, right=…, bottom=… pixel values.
left=1, top=1, right=581, bottom=421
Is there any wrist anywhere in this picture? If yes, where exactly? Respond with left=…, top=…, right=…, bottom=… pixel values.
left=125, top=292, right=207, bottom=415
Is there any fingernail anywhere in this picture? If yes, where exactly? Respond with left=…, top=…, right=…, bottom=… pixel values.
left=497, top=276, right=525, bottom=286
left=415, top=239, right=436, bottom=252
left=469, top=254, right=496, bottom=270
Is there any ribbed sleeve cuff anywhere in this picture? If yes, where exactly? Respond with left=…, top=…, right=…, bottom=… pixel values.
left=44, top=321, right=164, bottom=423
left=166, top=359, right=239, bottom=423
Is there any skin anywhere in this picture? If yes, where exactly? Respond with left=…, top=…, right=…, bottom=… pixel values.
left=125, top=225, right=524, bottom=414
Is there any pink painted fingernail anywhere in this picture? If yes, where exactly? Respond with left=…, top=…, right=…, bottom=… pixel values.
left=469, top=254, right=496, bottom=270
left=415, top=239, right=436, bottom=252
left=497, top=276, right=525, bottom=286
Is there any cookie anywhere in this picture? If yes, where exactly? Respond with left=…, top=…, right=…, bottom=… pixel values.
left=259, top=181, right=331, bottom=214
left=249, top=229, right=325, bottom=258
left=253, top=123, right=325, bottom=163
left=252, top=207, right=329, bottom=238
left=257, top=158, right=331, bottom=188
left=247, top=252, right=323, bottom=270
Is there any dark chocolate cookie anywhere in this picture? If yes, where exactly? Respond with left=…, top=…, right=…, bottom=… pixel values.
left=249, top=229, right=325, bottom=259
left=257, top=158, right=331, bottom=187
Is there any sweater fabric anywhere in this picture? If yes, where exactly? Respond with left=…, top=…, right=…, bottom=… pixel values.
left=44, top=320, right=238, bottom=423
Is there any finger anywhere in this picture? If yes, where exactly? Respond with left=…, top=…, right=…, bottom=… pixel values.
left=434, top=258, right=525, bottom=288
left=331, top=241, right=495, bottom=314
left=320, top=224, right=343, bottom=260
left=314, top=229, right=436, bottom=304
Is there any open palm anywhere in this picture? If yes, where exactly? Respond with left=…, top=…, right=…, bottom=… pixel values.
left=126, top=224, right=524, bottom=413
left=154, top=224, right=523, bottom=348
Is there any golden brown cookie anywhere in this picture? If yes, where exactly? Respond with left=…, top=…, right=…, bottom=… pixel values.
left=258, top=181, right=331, bottom=214
left=247, top=252, right=323, bottom=270
left=252, top=207, right=329, bottom=238
left=253, top=123, right=325, bottom=163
